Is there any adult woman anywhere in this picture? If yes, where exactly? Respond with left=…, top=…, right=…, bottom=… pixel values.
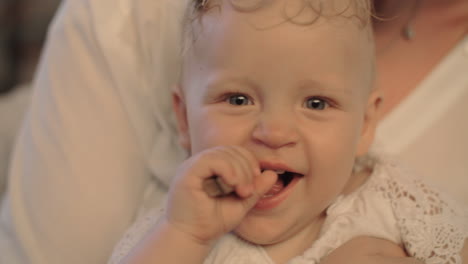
left=0, top=0, right=466, bottom=263
left=372, top=0, right=468, bottom=203
left=0, top=0, right=187, bottom=263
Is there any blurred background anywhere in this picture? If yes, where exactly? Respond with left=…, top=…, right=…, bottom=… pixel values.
left=0, top=0, right=61, bottom=195
left=0, top=0, right=61, bottom=94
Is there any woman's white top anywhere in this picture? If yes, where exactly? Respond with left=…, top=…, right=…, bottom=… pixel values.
left=375, top=34, right=468, bottom=203
left=109, top=155, right=468, bottom=264
left=0, top=0, right=466, bottom=263
left=0, top=0, right=187, bottom=263
left=0, top=85, right=31, bottom=197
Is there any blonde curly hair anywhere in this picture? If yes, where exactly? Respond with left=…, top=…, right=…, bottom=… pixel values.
left=181, top=0, right=373, bottom=55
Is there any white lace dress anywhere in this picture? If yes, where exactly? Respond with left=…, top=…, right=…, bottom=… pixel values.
left=108, top=155, right=468, bottom=264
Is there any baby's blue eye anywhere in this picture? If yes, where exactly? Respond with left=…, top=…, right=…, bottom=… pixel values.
left=305, top=97, right=328, bottom=110
left=228, top=94, right=251, bottom=106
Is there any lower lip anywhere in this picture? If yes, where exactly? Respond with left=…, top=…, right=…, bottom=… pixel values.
left=253, top=175, right=300, bottom=211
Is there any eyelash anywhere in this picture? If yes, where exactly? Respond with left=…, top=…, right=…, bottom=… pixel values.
left=222, top=93, right=334, bottom=110
left=304, top=96, right=331, bottom=110
left=224, top=93, right=253, bottom=106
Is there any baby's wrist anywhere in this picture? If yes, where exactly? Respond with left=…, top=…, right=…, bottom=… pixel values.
left=123, top=217, right=214, bottom=264
left=159, top=217, right=216, bottom=250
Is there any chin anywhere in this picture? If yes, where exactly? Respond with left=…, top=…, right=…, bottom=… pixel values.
left=234, top=229, right=278, bottom=246
left=233, top=218, right=285, bottom=246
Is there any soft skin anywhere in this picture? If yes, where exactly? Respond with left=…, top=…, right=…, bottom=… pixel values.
left=120, top=1, right=468, bottom=264
left=172, top=0, right=380, bottom=262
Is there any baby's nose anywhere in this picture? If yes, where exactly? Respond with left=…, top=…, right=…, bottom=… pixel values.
left=251, top=112, right=299, bottom=149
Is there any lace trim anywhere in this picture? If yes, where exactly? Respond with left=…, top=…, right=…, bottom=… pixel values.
left=374, top=157, right=468, bottom=264
left=108, top=154, right=468, bottom=264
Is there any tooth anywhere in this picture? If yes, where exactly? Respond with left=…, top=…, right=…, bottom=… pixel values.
left=275, top=170, right=285, bottom=174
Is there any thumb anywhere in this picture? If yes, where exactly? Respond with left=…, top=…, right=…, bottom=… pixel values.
left=242, top=170, right=278, bottom=210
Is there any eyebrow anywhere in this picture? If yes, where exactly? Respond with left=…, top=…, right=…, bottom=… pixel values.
left=296, top=79, right=354, bottom=95
left=206, top=76, right=258, bottom=90
left=205, top=76, right=354, bottom=95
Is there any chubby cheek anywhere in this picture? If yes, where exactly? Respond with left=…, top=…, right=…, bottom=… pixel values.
left=303, top=117, right=362, bottom=197
left=187, top=110, right=253, bottom=154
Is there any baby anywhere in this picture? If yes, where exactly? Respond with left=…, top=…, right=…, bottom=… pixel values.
left=109, top=0, right=468, bottom=263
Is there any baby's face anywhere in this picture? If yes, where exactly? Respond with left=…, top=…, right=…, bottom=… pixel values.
left=176, top=0, right=378, bottom=250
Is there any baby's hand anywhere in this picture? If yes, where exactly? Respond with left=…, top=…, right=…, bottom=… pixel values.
left=164, top=146, right=277, bottom=245
left=321, top=236, right=424, bottom=264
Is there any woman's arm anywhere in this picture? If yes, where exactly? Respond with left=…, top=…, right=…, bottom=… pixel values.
left=1, top=1, right=148, bottom=263
left=461, top=239, right=468, bottom=262
left=324, top=237, right=468, bottom=264
left=321, top=237, right=424, bottom=264
left=0, top=0, right=185, bottom=263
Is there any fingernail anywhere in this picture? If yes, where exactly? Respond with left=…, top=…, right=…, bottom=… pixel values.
left=254, top=167, right=261, bottom=176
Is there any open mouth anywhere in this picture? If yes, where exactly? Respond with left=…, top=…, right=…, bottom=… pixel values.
left=269, top=170, right=297, bottom=186
left=254, top=169, right=304, bottom=210
left=261, top=169, right=303, bottom=197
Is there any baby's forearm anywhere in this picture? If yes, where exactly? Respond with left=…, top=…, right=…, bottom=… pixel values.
left=120, top=219, right=212, bottom=264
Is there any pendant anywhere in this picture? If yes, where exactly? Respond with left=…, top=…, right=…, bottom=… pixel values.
left=402, top=25, right=415, bottom=41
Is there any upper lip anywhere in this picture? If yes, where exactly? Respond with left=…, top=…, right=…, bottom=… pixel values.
left=259, top=160, right=304, bottom=176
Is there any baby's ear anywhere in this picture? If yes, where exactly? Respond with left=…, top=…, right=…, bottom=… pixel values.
left=172, top=84, right=191, bottom=151
left=356, top=89, right=383, bottom=156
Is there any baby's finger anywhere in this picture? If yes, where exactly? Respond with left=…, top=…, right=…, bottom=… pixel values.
left=203, top=177, right=234, bottom=197
left=228, top=146, right=261, bottom=176
left=241, top=170, right=278, bottom=210
left=223, top=147, right=260, bottom=197
left=196, top=148, right=250, bottom=197
left=210, top=149, right=250, bottom=197
left=195, top=149, right=240, bottom=187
